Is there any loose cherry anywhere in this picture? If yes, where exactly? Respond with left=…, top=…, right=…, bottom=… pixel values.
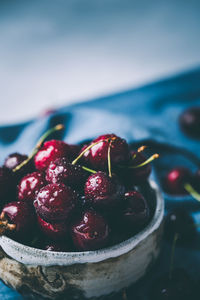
left=18, top=171, right=46, bottom=204
left=150, top=268, right=196, bottom=300
left=164, top=209, right=196, bottom=245
left=84, top=171, right=125, bottom=210
left=46, top=157, right=88, bottom=191
left=179, top=106, right=200, bottom=139
left=82, top=134, right=130, bottom=170
left=71, top=211, right=109, bottom=251
left=37, top=215, right=69, bottom=241
left=121, top=190, right=149, bottom=230
left=163, top=167, right=192, bottom=195
left=34, top=183, right=77, bottom=222
left=0, top=201, right=35, bottom=239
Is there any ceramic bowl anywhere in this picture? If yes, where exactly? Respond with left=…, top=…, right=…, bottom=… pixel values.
left=0, top=180, right=164, bottom=299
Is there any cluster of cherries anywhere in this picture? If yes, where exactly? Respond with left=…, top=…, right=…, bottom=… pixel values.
left=0, top=125, right=158, bottom=252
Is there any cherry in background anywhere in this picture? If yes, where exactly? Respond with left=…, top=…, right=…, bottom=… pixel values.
left=179, top=106, right=200, bottom=139
left=164, top=208, right=196, bottom=245
left=163, top=167, right=192, bottom=195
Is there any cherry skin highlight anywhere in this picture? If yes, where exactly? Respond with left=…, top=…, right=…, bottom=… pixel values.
left=179, top=106, right=200, bottom=139
left=84, top=171, right=125, bottom=210
left=71, top=211, right=109, bottom=251
left=34, top=140, right=71, bottom=171
left=121, top=190, right=149, bottom=230
left=83, top=134, right=130, bottom=170
left=163, top=167, right=191, bottom=195
left=150, top=268, right=196, bottom=300
left=34, top=183, right=77, bottom=222
left=18, top=171, right=46, bottom=204
left=46, top=157, right=87, bottom=190
left=37, top=215, right=69, bottom=241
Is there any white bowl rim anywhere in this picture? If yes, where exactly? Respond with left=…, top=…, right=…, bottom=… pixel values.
left=0, top=180, right=164, bottom=266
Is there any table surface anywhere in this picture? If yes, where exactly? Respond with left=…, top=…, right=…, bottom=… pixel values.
left=0, top=0, right=200, bottom=124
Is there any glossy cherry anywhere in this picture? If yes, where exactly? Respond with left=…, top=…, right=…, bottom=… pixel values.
left=37, top=215, right=69, bottom=241
left=121, top=191, right=149, bottom=230
left=18, top=171, right=46, bottom=204
left=163, top=167, right=191, bottom=195
left=83, top=134, right=130, bottom=170
left=71, top=211, right=109, bottom=251
left=164, top=209, right=196, bottom=244
left=4, top=153, right=28, bottom=170
left=1, top=201, right=35, bottom=239
left=84, top=171, right=125, bottom=210
left=46, top=158, right=87, bottom=190
left=150, top=268, right=196, bottom=300
left=34, top=139, right=71, bottom=171
left=34, top=183, right=77, bottom=222
left=179, top=106, right=200, bottom=139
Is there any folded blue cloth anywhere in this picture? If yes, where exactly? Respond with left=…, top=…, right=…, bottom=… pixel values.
left=0, top=68, right=200, bottom=299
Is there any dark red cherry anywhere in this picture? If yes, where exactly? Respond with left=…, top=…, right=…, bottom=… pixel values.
left=84, top=134, right=130, bottom=170
left=18, top=171, right=46, bottom=204
left=164, top=209, right=196, bottom=245
left=37, top=215, right=69, bottom=241
left=34, top=183, right=77, bottom=222
left=192, top=169, right=200, bottom=192
left=1, top=201, right=35, bottom=239
left=84, top=172, right=125, bottom=210
left=179, top=107, right=200, bottom=139
left=46, top=158, right=87, bottom=190
left=71, top=211, right=109, bottom=251
left=0, top=167, right=14, bottom=205
left=163, top=167, right=191, bottom=195
left=150, top=268, right=196, bottom=300
left=34, top=140, right=71, bottom=171
left=121, top=191, right=149, bottom=230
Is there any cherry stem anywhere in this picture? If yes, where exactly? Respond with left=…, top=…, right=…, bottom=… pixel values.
left=107, top=140, right=112, bottom=178
left=169, top=232, right=178, bottom=280
left=137, top=145, right=147, bottom=153
left=0, top=212, right=16, bottom=235
left=82, top=166, right=97, bottom=174
left=122, top=289, right=128, bottom=300
left=13, top=124, right=64, bottom=172
left=128, top=153, right=159, bottom=169
left=184, top=183, right=200, bottom=202
left=72, top=137, right=116, bottom=165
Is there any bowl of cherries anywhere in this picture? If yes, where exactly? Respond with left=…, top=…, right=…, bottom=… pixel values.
left=0, top=125, right=164, bottom=300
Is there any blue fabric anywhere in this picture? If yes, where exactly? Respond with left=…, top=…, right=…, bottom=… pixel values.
left=1, top=67, right=200, bottom=299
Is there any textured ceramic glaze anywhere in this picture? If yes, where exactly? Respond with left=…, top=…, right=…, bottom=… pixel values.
left=0, top=181, right=164, bottom=299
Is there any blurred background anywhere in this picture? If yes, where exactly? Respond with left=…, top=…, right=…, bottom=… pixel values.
left=0, top=0, right=200, bottom=124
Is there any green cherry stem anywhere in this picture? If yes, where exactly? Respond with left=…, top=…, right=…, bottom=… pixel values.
left=128, top=153, right=159, bottom=169
left=131, top=145, right=147, bottom=160
left=81, top=166, right=97, bottom=174
left=169, top=232, right=179, bottom=280
left=107, top=140, right=112, bottom=178
left=13, top=124, right=64, bottom=172
left=184, top=183, right=200, bottom=202
left=72, top=137, right=116, bottom=165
